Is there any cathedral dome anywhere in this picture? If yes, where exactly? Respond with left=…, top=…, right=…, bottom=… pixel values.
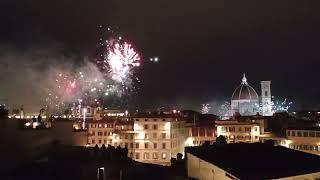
left=231, top=74, right=258, bottom=101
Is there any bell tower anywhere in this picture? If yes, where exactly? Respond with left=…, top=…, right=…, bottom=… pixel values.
left=261, top=81, right=272, bottom=116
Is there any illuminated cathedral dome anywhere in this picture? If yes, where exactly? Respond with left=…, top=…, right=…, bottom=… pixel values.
left=231, top=74, right=258, bottom=101
left=231, top=74, right=259, bottom=116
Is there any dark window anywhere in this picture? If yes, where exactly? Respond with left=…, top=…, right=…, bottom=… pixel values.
left=135, top=143, right=139, bottom=148
left=199, top=128, right=205, bottom=136
left=130, top=143, right=133, bottom=148
left=135, top=153, right=140, bottom=159
left=192, top=128, right=198, bottom=137
left=303, top=131, right=308, bottom=137
left=153, top=143, right=157, bottom=149
left=297, top=131, right=302, bottom=137
left=265, top=91, right=268, bottom=97
left=153, top=124, right=158, bottom=130
left=287, top=131, right=291, bottom=137
left=207, top=128, right=214, bottom=136
left=162, top=143, right=166, bottom=149
left=292, top=131, right=296, bottom=136
left=144, top=124, right=148, bottom=130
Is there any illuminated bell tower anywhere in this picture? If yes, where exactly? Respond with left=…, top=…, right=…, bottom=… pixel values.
left=261, top=81, right=272, bottom=116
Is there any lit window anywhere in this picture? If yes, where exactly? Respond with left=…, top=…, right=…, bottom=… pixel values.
left=152, top=152, right=158, bottom=159
left=99, top=124, right=102, bottom=128
left=221, top=127, right=226, bottom=132
left=161, top=153, right=166, bottom=159
left=144, top=152, right=149, bottom=159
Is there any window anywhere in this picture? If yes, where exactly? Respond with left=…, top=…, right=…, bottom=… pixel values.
left=145, top=143, right=148, bottom=149
left=153, top=119, right=157, bottom=121
left=98, top=139, right=102, bottom=144
left=287, top=131, right=291, bottom=137
left=104, top=139, right=107, bottom=144
left=199, top=128, right=205, bottom=136
left=162, top=133, right=166, bottom=139
left=245, top=127, right=251, bottom=132
left=297, top=131, right=302, bottom=137
left=125, top=134, right=128, bottom=139
left=145, top=133, right=148, bottom=139
left=207, top=128, right=214, bottom=137
left=92, top=139, right=95, bottom=144
left=153, top=143, right=157, bottom=149
left=317, top=132, right=320, bottom=137
left=254, top=127, right=258, bottom=132
left=152, top=152, right=158, bottom=159
left=292, top=131, right=296, bottom=136
left=104, top=131, right=108, bottom=136
left=153, top=133, right=157, bottom=139
left=310, top=131, right=315, bottom=137
left=162, top=143, right=166, bottom=149
left=162, top=119, right=166, bottom=121
left=303, top=131, right=308, bottom=137
left=153, top=124, right=158, bottom=130
left=130, top=134, right=133, bottom=139
left=99, top=124, right=102, bottom=128
left=130, top=143, right=133, bottom=148
left=221, top=127, right=226, bottom=132
left=238, top=127, right=242, bottom=132
left=125, top=143, right=128, bottom=148
left=144, top=124, right=149, bottom=130
left=92, top=131, right=95, bottom=136
left=192, top=128, right=198, bottom=137
left=136, top=143, right=139, bottom=148
left=135, top=153, right=140, bottom=159
left=98, top=132, right=103, bottom=136
left=144, top=152, right=149, bottom=159
left=161, top=153, right=166, bottom=159
left=135, top=119, right=139, bottom=121
left=229, top=127, right=235, bottom=132
left=114, top=143, right=118, bottom=147
left=265, top=91, right=268, bottom=97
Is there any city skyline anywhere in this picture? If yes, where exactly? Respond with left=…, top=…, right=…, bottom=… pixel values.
left=1, top=0, right=320, bottom=111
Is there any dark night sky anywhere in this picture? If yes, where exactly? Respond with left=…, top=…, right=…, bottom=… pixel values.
left=1, top=0, right=320, bottom=110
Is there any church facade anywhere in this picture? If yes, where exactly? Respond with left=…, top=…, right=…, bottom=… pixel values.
left=231, top=74, right=272, bottom=116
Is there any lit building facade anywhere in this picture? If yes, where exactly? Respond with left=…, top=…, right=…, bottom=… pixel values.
left=286, top=127, right=320, bottom=155
left=215, top=118, right=264, bottom=143
left=231, top=74, right=272, bottom=116
left=86, top=114, right=188, bottom=166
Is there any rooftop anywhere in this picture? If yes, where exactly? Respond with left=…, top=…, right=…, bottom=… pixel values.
left=186, top=143, right=320, bottom=179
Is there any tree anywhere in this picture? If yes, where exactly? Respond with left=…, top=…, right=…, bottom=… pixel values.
left=215, top=135, right=227, bottom=146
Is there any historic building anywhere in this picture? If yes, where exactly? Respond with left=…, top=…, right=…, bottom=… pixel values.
left=86, top=113, right=189, bottom=166
left=231, top=74, right=272, bottom=116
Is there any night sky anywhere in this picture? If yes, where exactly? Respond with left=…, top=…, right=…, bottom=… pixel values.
left=1, top=0, right=320, bottom=111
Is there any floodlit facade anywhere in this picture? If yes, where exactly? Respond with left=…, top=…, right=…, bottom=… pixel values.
left=231, top=74, right=272, bottom=116
left=86, top=115, right=188, bottom=166
left=286, top=127, right=320, bottom=155
left=215, top=118, right=264, bottom=143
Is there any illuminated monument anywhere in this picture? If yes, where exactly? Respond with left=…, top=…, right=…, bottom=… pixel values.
left=231, top=74, right=272, bottom=116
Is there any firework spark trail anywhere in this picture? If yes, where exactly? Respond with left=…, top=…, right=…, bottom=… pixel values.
left=201, top=103, right=211, bottom=114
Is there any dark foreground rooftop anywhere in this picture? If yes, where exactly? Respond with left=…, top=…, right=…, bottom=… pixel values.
left=186, top=143, right=320, bottom=179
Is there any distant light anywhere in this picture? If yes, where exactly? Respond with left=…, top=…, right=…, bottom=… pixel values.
left=25, top=122, right=31, bottom=127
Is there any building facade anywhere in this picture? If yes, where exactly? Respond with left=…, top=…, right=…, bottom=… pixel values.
left=286, top=127, right=320, bottom=155
left=215, top=118, right=264, bottom=143
left=86, top=114, right=188, bottom=166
